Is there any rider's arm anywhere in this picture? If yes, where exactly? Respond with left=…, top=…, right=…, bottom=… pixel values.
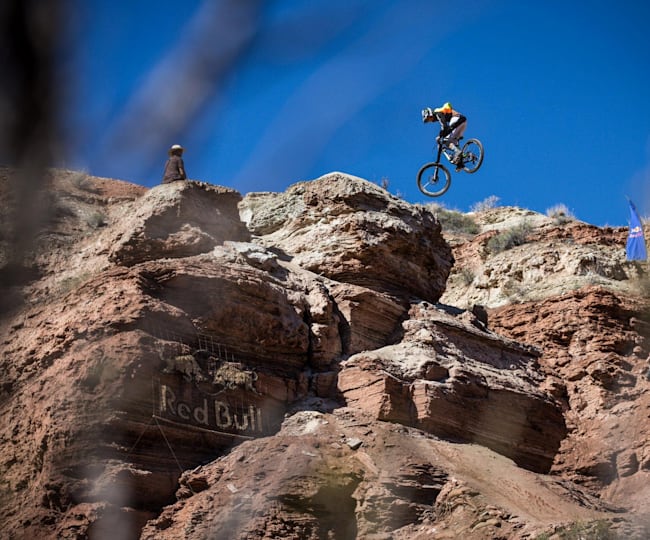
left=436, top=113, right=450, bottom=135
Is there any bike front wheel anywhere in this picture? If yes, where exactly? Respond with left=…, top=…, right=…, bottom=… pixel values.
left=460, top=138, right=484, bottom=174
left=416, top=162, right=451, bottom=197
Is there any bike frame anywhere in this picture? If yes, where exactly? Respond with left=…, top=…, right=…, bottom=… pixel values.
left=436, top=140, right=457, bottom=164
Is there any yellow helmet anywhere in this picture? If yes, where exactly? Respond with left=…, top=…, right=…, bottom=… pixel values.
left=434, top=102, right=453, bottom=113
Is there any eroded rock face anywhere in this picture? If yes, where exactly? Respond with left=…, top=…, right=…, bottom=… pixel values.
left=1, top=170, right=646, bottom=539
left=0, top=171, right=451, bottom=538
left=488, top=286, right=650, bottom=512
left=440, top=208, right=635, bottom=309
left=2, top=247, right=404, bottom=538
left=138, top=408, right=614, bottom=540
left=338, top=302, right=566, bottom=473
left=438, top=206, right=650, bottom=523
left=240, top=172, right=454, bottom=303
left=109, top=181, right=250, bottom=266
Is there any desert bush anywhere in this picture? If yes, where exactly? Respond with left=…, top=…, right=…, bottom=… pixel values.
left=44, top=191, right=76, bottom=220
left=470, top=195, right=500, bottom=213
left=427, top=203, right=480, bottom=234
left=501, top=277, right=526, bottom=302
left=458, top=267, right=475, bottom=286
left=86, top=211, right=107, bottom=229
left=546, top=203, right=575, bottom=225
left=71, top=171, right=100, bottom=193
left=534, top=519, right=618, bottom=540
left=486, top=222, right=532, bottom=254
left=449, top=267, right=475, bottom=287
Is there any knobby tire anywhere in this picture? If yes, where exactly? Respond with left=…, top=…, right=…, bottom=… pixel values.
left=416, top=162, right=451, bottom=197
left=461, top=138, right=484, bottom=174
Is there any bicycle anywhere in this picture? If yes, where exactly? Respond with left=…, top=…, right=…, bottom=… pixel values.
left=416, top=136, right=484, bottom=197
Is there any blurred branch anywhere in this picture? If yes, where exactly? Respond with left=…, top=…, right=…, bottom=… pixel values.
left=0, top=0, right=64, bottom=274
left=94, top=0, right=263, bottom=181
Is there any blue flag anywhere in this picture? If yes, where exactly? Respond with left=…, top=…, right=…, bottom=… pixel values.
left=626, top=199, right=647, bottom=261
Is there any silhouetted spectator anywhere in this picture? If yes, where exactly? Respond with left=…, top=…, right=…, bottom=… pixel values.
left=162, top=144, right=187, bottom=183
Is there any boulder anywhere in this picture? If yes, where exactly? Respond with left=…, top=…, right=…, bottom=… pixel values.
left=240, top=172, right=454, bottom=303
left=109, top=181, right=249, bottom=266
left=338, top=302, right=566, bottom=473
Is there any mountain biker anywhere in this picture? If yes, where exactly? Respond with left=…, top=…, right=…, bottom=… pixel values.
left=422, top=103, right=467, bottom=170
left=162, top=144, right=187, bottom=184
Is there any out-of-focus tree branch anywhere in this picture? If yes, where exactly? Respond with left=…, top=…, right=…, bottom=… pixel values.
left=94, top=0, right=263, bottom=181
left=0, top=0, right=64, bottom=282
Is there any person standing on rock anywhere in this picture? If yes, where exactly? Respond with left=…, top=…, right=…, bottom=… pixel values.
left=162, top=144, right=187, bottom=184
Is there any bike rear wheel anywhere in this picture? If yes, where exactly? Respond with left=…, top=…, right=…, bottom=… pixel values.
left=416, top=162, right=451, bottom=197
left=460, top=138, right=484, bottom=174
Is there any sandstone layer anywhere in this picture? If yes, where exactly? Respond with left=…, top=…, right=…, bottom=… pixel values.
left=0, top=170, right=647, bottom=539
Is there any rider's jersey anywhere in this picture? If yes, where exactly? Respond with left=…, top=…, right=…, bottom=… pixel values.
left=436, top=109, right=466, bottom=131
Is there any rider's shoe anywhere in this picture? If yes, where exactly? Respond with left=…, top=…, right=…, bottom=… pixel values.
left=455, top=162, right=464, bottom=171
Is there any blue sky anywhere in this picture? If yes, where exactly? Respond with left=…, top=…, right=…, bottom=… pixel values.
left=65, top=0, right=650, bottom=226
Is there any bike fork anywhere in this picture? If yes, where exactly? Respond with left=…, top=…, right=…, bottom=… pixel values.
left=434, top=145, right=444, bottom=180
left=436, top=144, right=444, bottom=163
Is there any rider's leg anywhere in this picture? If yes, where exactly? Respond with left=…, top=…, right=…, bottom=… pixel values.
left=447, top=122, right=467, bottom=165
left=447, top=121, right=467, bottom=153
left=440, top=138, right=456, bottom=162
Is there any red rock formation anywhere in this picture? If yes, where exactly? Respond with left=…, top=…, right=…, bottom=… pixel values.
left=239, top=173, right=453, bottom=303
left=0, top=170, right=647, bottom=539
left=108, top=181, right=249, bottom=266
left=338, top=302, right=566, bottom=474
left=139, top=408, right=616, bottom=540
left=489, top=286, right=650, bottom=513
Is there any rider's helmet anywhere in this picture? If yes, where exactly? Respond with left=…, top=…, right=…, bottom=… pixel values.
left=434, top=102, right=453, bottom=113
left=168, top=144, right=184, bottom=155
left=421, top=107, right=434, bottom=122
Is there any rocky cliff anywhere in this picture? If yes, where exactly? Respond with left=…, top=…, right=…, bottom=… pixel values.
left=0, top=168, right=648, bottom=539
